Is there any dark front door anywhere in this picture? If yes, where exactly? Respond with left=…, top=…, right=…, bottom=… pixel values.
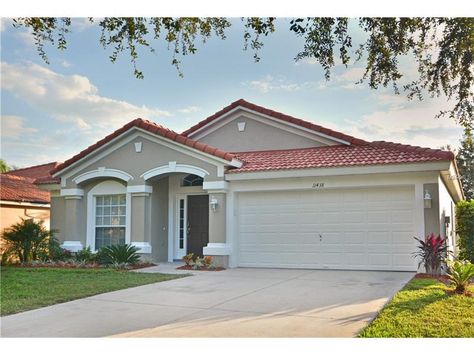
left=187, top=195, right=209, bottom=257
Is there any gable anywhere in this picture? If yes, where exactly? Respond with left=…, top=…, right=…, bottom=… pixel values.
left=189, top=109, right=345, bottom=152
left=58, top=129, right=233, bottom=188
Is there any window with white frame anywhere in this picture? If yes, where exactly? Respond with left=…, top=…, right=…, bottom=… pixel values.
left=95, top=194, right=126, bottom=249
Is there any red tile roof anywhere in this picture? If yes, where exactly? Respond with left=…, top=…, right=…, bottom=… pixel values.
left=6, top=162, right=60, bottom=181
left=182, top=99, right=368, bottom=145
left=229, top=142, right=454, bottom=173
left=0, top=174, right=51, bottom=204
left=52, top=118, right=236, bottom=175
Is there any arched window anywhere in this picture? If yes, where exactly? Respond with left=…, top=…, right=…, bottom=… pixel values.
left=182, top=174, right=203, bottom=187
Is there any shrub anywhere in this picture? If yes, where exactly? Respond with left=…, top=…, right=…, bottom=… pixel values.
left=446, top=259, right=474, bottom=294
left=1, top=219, right=57, bottom=263
left=182, top=253, right=194, bottom=266
left=97, top=244, right=140, bottom=265
left=413, top=233, right=449, bottom=276
left=203, top=256, right=213, bottom=267
left=456, top=200, right=474, bottom=263
left=193, top=257, right=204, bottom=270
left=75, top=246, right=94, bottom=263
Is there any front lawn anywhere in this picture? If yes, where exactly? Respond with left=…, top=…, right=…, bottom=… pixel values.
left=359, top=278, right=474, bottom=337
left=0, top=267, right=185, bottom=316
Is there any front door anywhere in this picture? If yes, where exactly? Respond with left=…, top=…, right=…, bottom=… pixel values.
left=187, top=195, right=209, bottom=257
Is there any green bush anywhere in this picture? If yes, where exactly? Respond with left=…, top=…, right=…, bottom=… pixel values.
left=97, top=244, right=140, bottom=266
left=446, top=259, right=474, bottom=294
left=456, top=200, right=474, bottom=263
left=74, top=246, right=95, bottom=263
left=1, top=219, right=60, bottom=263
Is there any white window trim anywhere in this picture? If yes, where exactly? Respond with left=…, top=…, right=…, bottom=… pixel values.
left=86, top=180, right=130, bottom=251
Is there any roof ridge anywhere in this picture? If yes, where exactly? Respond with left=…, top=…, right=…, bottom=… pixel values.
left=371, top=140, right=454, bottom=160
left=52, top=118, right=236, bottom=175
left=181, top=99, right=369, bottom=146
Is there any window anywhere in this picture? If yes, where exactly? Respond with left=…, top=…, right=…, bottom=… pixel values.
left=179, top=199, right=185, bottom=249
left=182, top=174, right=203, bottom=187
left=95, top=194, right=126, bottom=249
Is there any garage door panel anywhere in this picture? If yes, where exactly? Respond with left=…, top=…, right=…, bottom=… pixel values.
left=237, top=187, right=417, bottom=271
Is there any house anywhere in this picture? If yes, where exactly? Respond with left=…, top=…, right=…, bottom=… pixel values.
left=1, top=162, right=59, bottom=234
left=38, top=99, right=464, bottom=270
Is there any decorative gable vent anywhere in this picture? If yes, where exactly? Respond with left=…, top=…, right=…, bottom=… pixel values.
left=237, top=121, right=246, bottom=132
left=134, top=141, right=143, bottom=153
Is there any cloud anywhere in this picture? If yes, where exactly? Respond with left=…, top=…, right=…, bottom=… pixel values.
left=1, top=61, right=171, bottom=131
left=242, top=75, right=312, bottom=94
left=0, top=115, right=38, bottom=138
left=178, top=106, right=201, bottom=114
left=340, top=93, right=464, bottom=149
left=60, top=60, right=72, bottom=68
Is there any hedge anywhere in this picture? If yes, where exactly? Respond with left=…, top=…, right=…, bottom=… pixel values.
left=456, top=200, right=474, bottom=262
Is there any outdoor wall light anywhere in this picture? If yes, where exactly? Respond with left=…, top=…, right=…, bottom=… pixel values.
left=210, top=196, right=218, bottom=212
left=424, top=191, right=432, bottom=209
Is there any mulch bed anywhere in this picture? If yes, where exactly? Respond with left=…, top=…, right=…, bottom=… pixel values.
left=9, top=262, right=156, bottom=270
left=176, top=265, right=225, bottom=271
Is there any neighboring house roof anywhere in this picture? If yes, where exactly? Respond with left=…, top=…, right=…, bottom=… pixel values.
left=51, top=118, right=237, bottom=175
left=182, top=98, right=368, bottom=146
left=0, top=174, right=51, bottom=204
left=5, top=162, right=60, bottom=181
left=229, top=142, right=454, bottom=173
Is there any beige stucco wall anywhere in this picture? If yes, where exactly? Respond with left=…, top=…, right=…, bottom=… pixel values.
left=438, top=177, right=456, bottom=254
left=208, top=193, right=226, bottom=243
left=423, top=182, right=440, bottom=237
left=196, top=114, right=328, bottom=152
left=150, top=177, right=169, bottom=261
left=50, top=196, right=65, bottom=242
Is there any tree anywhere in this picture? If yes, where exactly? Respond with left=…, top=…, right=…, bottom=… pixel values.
left=10, top=17, right=474, bottom=129
left=0, top=159, right=11, bottom=173
left=457, top=130, right=474, bottom=200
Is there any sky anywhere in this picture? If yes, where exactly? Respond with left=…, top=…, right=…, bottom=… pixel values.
left=0, top=17, right=465, bottom=168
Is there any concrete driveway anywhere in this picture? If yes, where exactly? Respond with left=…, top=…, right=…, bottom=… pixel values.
left=1, top=268, right=413, bottom=337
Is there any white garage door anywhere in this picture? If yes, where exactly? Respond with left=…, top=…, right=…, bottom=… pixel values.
left=237, top=186, right=417, bottom=271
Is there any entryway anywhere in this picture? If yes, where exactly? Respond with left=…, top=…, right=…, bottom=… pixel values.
left=186, top=195, right=209, bottom=257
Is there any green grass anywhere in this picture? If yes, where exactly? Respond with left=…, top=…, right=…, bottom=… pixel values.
left=359, top=278, right=474, bottom=337
left=0, top=267, right=185, bottom=316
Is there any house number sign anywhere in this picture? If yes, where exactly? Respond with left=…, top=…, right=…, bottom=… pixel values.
left=312, top=182, right=325, bottom=189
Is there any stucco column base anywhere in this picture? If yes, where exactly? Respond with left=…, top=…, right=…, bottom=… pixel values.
left=129, top=188, right=153, bottom=254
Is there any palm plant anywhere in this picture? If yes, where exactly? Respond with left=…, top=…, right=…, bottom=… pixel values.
left=97, top=244, right=140, bottom=266
left=1, top=219, right=55, bottom=263
left=446, top=259, right=474, bottom=294
left=413, top=233, right=449, bottom=276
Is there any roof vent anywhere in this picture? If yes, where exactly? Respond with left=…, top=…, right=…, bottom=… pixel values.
left=237, top=121, right=246, bottom=132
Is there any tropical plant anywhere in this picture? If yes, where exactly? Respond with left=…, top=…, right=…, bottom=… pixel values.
left=182, top=253, right=194, bottom=266
left=456, top=200, right=474, bottom=263
left=0, top=158, right=11, bottom=173
left=97, top=244, right=140, bottom=265
left=1, top=218, right=57, bottom=263
left=446, top=259, right=474, bottom=294
left=75, top=246, right=94, bottom=263
left=413, top=233, right=449, bottom=276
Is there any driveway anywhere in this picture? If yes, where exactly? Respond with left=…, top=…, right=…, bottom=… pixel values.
left=1, top=268, right=413, bottom=337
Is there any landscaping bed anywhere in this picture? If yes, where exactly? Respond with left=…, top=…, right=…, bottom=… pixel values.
left=0, top=267, right=185, bottom=316
left=359, top=277, right=474, bottom=337
left=10, top=261, right=156, bottom=270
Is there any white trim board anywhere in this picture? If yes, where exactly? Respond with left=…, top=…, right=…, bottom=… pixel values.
left=225, top=161, right=451, bottom=181
left=141, top=162, right=210, bottom=180
left=188, top=106, right=350, bottom=146
left=73, top=168, right=133, bottom=184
